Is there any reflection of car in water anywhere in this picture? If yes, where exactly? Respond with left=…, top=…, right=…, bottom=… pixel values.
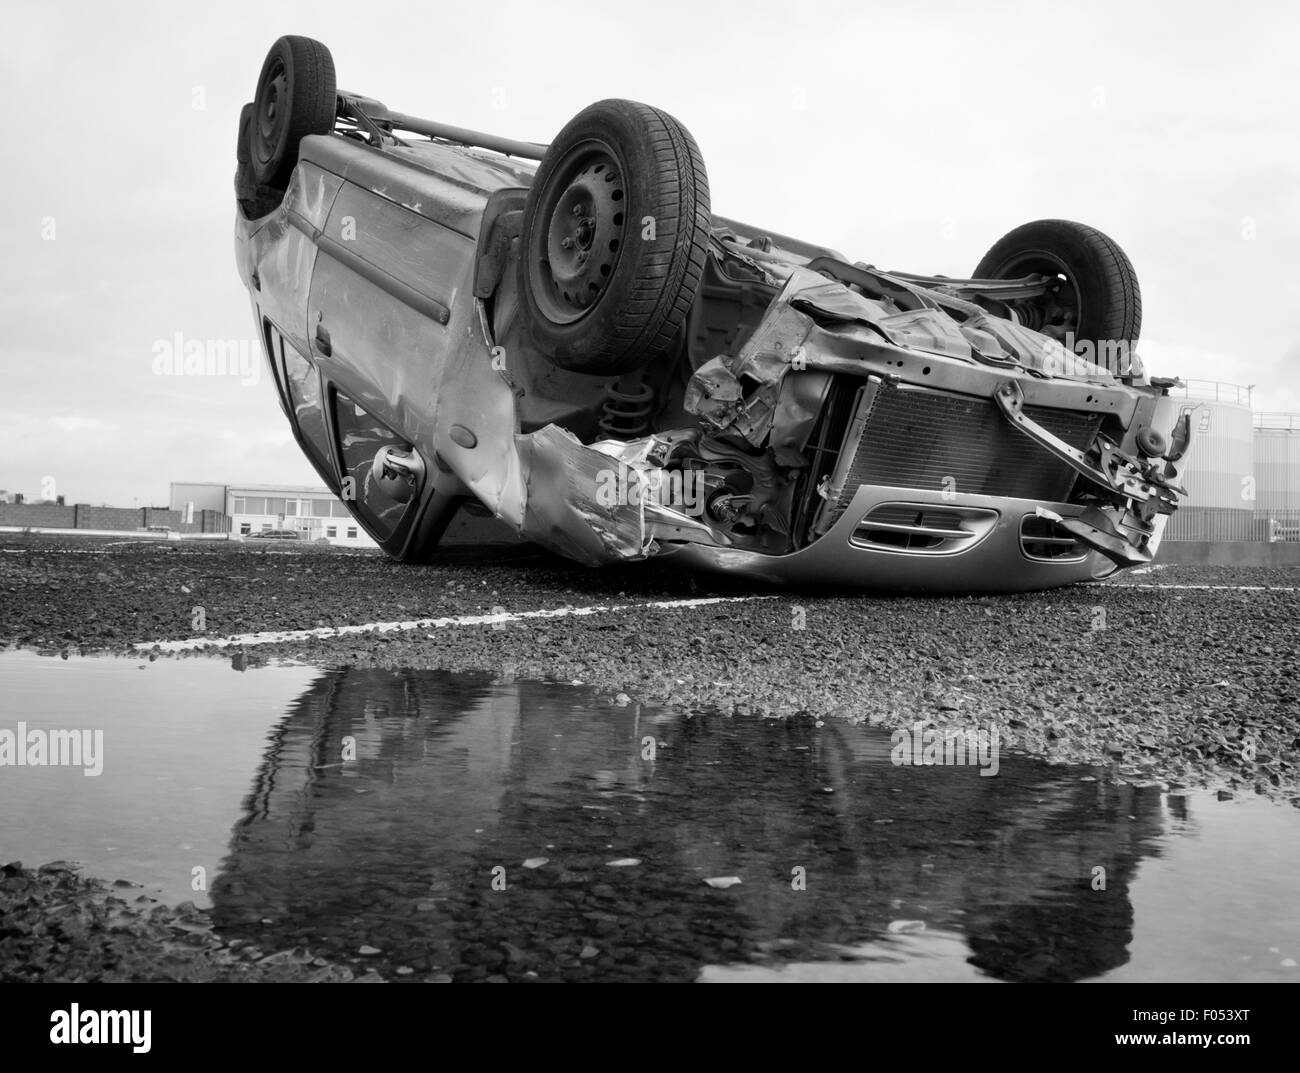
left=210, top=668, right=1171, bottom=981
left=235, top=35, right=1200, bottom=593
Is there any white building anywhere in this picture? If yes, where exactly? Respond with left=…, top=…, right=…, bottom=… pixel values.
left=169, top=482, right=378, bottom=548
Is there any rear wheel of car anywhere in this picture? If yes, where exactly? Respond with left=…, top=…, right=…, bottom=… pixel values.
left=235, top=102, right=281, bottom=218
left=234, top=101, right=254, bottom=200
left=249, top=36, right=337, bottom=189
left=517, top=99, right=711, bottom=376
left=972, top=219, right=1141, bottom=359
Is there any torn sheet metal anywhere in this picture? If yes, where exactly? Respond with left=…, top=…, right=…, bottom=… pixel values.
left=683, top=356, right=743, bottom=431
left=774, top=268, right=1119, bottom=381
left=515, top=424, right=649, bottom=565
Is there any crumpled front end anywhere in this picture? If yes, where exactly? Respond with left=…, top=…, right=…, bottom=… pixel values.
left=508, top=262, right=1196, bottom=590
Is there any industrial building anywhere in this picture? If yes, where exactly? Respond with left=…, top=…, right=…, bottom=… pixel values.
left=1254, top=413, right=1300, bottom=513
left=169, top=482, right=378, bottom=548
left=1160, top=381, right=1300, bottom=542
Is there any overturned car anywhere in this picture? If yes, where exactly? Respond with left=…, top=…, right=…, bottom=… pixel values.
left=235, top=36, right=1196, bottom=593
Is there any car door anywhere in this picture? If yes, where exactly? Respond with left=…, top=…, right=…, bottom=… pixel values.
left=247, top=162, right=344, bottom=380
left=305, top=180, right=474, bottom=445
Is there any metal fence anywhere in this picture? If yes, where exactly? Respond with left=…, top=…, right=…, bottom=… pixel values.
left=1255, top=412, right=1300, bottom=431
left=1166, top=380, right=1254, bottom=406
left=1163, top=508, right=1300, bottom=542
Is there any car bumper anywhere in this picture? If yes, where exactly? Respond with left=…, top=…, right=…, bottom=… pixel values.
left=659, top=484, right=1113, bottom=593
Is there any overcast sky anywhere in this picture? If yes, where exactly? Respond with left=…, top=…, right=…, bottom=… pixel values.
left=2, top=0, right=1296, bottom=505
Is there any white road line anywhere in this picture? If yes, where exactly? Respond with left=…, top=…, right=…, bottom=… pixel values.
left=0, top=547, right=122, bottom=555
left=133, top=594, right=777, bottom=653
left=1107, top=583, right=1298, bottom=592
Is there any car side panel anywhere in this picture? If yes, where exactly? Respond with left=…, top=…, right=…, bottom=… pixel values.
left=297, top=134, right=537, bottom=237
left=296, top=154, right=532, bottom=548
left=236, top=163, right=343, bottom=364
left=307, top=181, right=471, bottom=444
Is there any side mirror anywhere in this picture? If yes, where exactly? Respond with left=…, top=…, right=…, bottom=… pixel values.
left=371, top=445, right=425, bottom=503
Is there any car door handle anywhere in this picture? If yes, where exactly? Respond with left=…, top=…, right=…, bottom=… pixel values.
left=314, top=324, right=331, bottom=356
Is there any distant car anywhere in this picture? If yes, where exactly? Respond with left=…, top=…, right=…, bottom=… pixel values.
left=145, top=524, right=181, bottom=541
left=234, top=36, right=1198, bottom=592
left=247, top=529, right=301, bottom=541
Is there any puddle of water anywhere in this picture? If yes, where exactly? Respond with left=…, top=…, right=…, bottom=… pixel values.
left=1, top=651, right=1297, bottom=982
left=0, top=651, right=320, bottom=904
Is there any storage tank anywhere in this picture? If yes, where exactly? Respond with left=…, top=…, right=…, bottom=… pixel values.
left=1165, top=381, right=1255, bottom=509
left=1253, top=415, right=1300, bottom=512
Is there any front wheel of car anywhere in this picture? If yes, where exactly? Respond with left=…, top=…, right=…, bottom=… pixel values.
left=972, top=219, right=1142, bottom=362
left=248, top=35, right=337, bottom=189
left=517, top=99, right=711, bottom=376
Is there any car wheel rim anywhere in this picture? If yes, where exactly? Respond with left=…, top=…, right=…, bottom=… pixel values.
left=995, top=251, right=1081, bottom=344
left=530, top=140, right=627, bottom=324
left=254, top=58, right=288, bottom=167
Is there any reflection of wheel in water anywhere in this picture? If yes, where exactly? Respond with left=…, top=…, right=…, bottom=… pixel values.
left=966, top=897, right=1135, bottom=982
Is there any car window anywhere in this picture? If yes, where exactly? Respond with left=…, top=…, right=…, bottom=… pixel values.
left=280, top=342, right=333, bottom=476
left=333, top=392, right=411, bottom=541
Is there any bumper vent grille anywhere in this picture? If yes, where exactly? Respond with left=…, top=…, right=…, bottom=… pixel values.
left=1020, top=514, right=1088, bottom=561
left=837, top=383, right=1100, bottom=508
left=853, top=503, right=998, bottom=554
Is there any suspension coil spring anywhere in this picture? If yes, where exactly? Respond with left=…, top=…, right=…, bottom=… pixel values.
left=1010, top=300, right=1042, bottom=331
left=598, top=379, right=654, bottom=438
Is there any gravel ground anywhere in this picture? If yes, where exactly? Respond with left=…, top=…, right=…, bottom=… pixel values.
left=2, top=533, right=1297, bottom=801
left=0, top=861, right=377, bottom=983
left=2, top=533, right=1297, bottom=981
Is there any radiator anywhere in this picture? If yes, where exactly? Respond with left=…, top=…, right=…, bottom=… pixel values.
left=833, top=381, right=1100, bottom=508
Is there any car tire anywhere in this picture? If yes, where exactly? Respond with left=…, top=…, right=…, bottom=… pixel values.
left=972, top=219, right=1141, bottom=359
left=517, top=99, right=711, bottom=376
left=235, top=102, right=255, bottom=200
left=249, top=36, right=337, bottom=190
left=235, top=103, right=282, bottom=218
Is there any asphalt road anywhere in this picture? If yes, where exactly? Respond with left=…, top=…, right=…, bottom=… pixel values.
left=1, top=533, right=1297, bottom=801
